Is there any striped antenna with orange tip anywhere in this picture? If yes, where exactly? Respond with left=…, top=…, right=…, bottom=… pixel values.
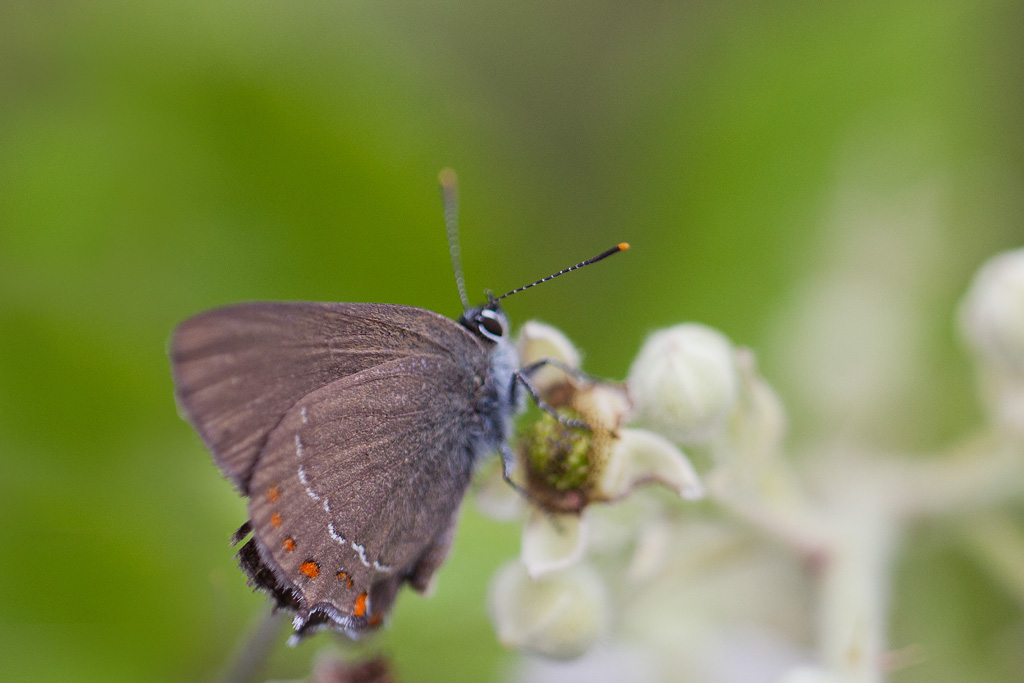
left=494, top=242, right=630, bottom=303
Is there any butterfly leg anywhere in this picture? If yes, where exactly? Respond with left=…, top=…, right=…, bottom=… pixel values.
left=519, top=357, right=604, bottom=385
left=499, top=443, right=562, bottom=528
left=511, top=369, right=591, bottom=430
left=499, top=442, right=532, bottom=497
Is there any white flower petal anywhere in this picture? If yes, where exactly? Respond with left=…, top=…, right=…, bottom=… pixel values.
left=488, top=561, right=610, bottom=660
left=571, top=382, right=631, bottom=429
left=628, top=324, right=740, bottom=444
left=599, top=428, right=704, bottom=501
left=517, top=321, right=582, bottom=393
left=711, top=347, right=789, bottom=474
left=522, top=509, right=586, bottom=578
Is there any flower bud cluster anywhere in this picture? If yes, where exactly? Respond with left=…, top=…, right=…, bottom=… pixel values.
left=481, top=246, right=1024, bottom=682
left=485, top=320, right=764, bottom=660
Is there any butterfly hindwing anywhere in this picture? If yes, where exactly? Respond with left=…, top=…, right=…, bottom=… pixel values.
left=244, top=354, right=485, bottom=634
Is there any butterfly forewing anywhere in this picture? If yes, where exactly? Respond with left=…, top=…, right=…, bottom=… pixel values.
left=170, top=302, right=481, bottom=492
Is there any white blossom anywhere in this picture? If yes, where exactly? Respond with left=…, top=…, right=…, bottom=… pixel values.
left=960, top=247, right=1024, bottom=434
left=517, top=320, right=583, bottom=393
left=599, top=428, right=703, bottom=501
left=960, top=247, right=1024, bottom=376
left=484, top=241, right=1024, bottom=682
left=628, top=324, right=740, bottom=444
left=521, top=510, right=586, bottom=578
left=488, top=561, right=611, bottom=660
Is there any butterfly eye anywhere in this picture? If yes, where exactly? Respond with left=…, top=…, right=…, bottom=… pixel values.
left=477, top=308, right=506, bottom=342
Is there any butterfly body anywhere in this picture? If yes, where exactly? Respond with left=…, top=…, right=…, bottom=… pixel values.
left=170, top=301, right=520, bottom=639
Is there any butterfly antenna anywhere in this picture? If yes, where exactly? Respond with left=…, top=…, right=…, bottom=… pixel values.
left=495, top=242, right=630, bottom=302
left=439, top=168, right=471, bottom=311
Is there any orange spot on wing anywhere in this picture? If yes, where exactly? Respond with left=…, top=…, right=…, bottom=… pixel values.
left=267, top=486, right=280, bottom=504
left=368, top=614, right=383, bottom=628
left=270, top=513, right=282, bottom=528
left=336, top=571, right=353, bottom=588
left=282, top=537, right=295, bottom=552
left=300, top=561, right=320, bottom=578
left=353, top=592, right=368, bottom=617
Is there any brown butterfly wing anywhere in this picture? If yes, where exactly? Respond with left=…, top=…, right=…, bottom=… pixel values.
left=170, top=301, right=495, bottom=638
left=169, top=302, right=478, bottom=493
left=244, top=354, right=485, bottom=636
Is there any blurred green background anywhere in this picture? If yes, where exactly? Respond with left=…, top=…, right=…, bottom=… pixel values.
left=1, top=1, right=1022, bottom=681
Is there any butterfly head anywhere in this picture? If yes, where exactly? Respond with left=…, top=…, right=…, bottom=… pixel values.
left=439, top=168, right=625, bottom=349
left=459, top=303, right=509, bottom=344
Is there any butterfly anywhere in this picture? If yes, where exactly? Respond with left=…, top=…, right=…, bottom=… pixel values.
left=169, top=170, right=627, bottom=640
